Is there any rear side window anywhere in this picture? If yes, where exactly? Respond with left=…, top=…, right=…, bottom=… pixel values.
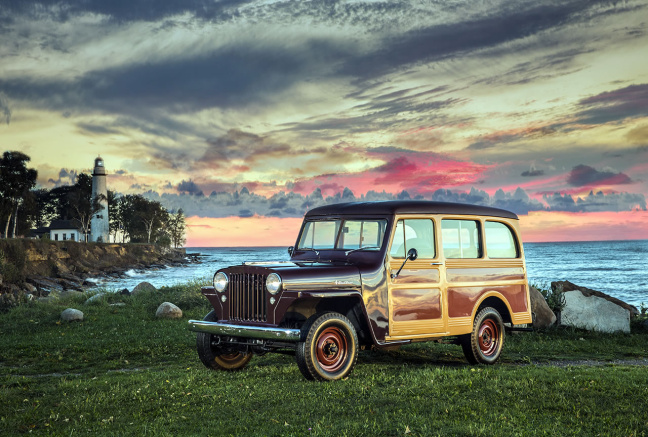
left=389, top=219, right=436, bottom=259
left=485, top=221, right=519, bottom=258
left=442, top=220, right=481, bottom=259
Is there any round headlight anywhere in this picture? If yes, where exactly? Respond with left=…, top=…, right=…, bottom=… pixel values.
left=266, top=273, right=282, bottom=295
left=213, top=272, right=228, bottom=292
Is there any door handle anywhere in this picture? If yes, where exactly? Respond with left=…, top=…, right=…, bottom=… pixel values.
left=430, top=262, right=443, bottom=266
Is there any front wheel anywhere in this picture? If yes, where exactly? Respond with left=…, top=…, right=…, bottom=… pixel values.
left=296, top=312, right=359, bottom=381
left=196, top=311, right=252, bottom=371
left=461, top=307, right=505, bottom=365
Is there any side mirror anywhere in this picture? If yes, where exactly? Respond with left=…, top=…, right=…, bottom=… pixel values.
left=288, top=246, right=295, bottom=257
left=391, top=248, right=418, bottom=279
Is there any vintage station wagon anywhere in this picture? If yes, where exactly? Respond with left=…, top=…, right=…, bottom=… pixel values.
left=189, top=201, right=532, bottom=380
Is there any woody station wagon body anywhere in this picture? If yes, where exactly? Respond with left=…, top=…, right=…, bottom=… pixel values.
left=189, top=201, right=533, bottom=380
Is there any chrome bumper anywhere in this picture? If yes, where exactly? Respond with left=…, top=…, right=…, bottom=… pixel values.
left=187, top=320, right=301, bottom=341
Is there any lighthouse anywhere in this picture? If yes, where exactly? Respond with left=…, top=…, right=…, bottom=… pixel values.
left=90, top=156, right=109, bottom=242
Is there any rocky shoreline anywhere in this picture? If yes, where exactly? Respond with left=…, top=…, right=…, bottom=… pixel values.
left=0, top=239, right=202, bottom=308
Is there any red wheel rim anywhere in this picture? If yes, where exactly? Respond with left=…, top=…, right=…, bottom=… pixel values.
left=315, top=326, right=348, bottom=372
left=478, top=319, right=499, bottom=357
left=217, top=353, right=244, bottom=364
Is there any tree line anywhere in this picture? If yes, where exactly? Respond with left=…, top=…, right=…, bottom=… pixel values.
left=0, top=151, right=186, bottom=248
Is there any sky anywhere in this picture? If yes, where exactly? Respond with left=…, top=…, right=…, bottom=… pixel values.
left=2, top=0, right=648, bottom=247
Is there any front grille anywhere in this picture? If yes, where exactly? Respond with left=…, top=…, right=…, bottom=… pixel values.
left=229, top=273, right=267, bottom=322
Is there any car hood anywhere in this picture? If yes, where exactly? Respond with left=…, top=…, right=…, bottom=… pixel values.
left=222, top=261, right=362, bottom=292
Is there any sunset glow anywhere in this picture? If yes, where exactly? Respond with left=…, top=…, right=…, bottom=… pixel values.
left=2, top=0, right=647, bottom=246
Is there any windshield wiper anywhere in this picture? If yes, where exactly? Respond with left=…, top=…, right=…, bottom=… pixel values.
left=345, top=246, right=381, bottom=255
left=297, top=247, right=320, bottom=256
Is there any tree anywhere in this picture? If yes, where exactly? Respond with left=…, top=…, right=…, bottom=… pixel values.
left=168, top=209, right=187, bottom=248
left=117, top=194, right=169, bottom=244
left=0, top=151, right=38, bottom=238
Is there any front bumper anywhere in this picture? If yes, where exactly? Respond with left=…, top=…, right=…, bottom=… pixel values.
left=188, top=320, right=301, bottom=342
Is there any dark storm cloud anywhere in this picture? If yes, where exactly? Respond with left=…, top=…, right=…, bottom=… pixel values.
left=544, top=191, right=646, bottom=212
left=337, top=0, right=611, bottom=81
left=567, top=165, right=633, bottom=187
left=576, top=83, right=648, bottom=125
left=0, top=38, right=346, bottom=119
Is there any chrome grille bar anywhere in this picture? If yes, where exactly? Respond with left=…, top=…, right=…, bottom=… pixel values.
left=229, top=273, right=267, bottom=322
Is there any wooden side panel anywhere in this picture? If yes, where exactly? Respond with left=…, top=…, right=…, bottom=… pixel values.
left=447, top=285, right=527, bottom=318
left=392, top=288, right=441, bottom=321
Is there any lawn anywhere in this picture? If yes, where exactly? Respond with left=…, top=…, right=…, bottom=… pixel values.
left=1, top=282, right=646, bottom=436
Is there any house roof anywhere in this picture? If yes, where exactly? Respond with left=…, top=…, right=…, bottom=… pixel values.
left=49, top=219, right=82, bottom=230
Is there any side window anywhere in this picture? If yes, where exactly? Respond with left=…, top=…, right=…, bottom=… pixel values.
left=442, top=220, right=481, bottom=259
left=485, top=221, right=519, bottom=258
left=389, top=219, right=435, bottom=259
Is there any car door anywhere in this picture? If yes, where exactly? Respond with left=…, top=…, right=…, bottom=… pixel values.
left=386, top=217, right=445, bottom=340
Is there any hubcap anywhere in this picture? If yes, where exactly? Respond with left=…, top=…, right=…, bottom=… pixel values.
left=315, top=326, right=348, bottom=372
left=478, top=319, right=499, bottom=356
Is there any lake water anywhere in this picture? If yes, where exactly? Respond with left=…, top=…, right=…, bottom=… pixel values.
left=89, top=240, right=648, bottom=308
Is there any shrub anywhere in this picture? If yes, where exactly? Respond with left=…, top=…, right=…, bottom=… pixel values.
left=533, top=282, right=566, bottom=313
left=0, top=241, right=27, bottom=283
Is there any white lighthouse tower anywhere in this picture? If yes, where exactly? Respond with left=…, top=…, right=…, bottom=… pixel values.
left=90, top=156, right=109, bottom=243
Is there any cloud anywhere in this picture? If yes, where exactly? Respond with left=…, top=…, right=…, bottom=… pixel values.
left=47, top=168, right=78, bottom=187
left=576, top=83, right=648, bottom=125
left=0, top=92, right=10, bottom=124
left=567, top=165, right=633, bottom=187
left=177, top=179, right=203, bottom=196
left=521, top=169, right=545, bottom=177
left=338, top=0, right=613, bottom=81
left=544, top=191, right=646, bottom=212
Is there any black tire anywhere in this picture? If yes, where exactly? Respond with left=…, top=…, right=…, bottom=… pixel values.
left=196, top=311, right=252, bottom=371
left=295, top=312, right=359, bottom=381
left=461, top=307, right=505, bottom=365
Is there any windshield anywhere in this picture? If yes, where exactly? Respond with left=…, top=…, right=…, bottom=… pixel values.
left=297, top=219, right=388, bottom=251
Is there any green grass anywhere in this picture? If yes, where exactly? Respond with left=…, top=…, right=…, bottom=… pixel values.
left=1, top=282, right=647, bottom=436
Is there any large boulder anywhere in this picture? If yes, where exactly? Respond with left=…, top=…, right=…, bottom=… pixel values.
left=552, top=281, right=632, bottom=334
left=61, top=308, right=84, bottom=322
left=529, top=286, right=557, bottom=329
left=156, top=302, right=182, bottom=319
left=132, top=282, right=157, bottom=295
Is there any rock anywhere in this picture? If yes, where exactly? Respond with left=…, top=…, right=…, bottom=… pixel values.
left=0, top=273, right=3, bottom=286
left=557, top=288, right=631, bottom=334
left=132, top=281, right=157, bottom=295
left=84, top=292, right=107, bottom=304
left=529, top=286, right=557, bottom=329
left=23, top=283, right=37, bottom=293
left=642, top=320, right=648, bottom=331
left=61, top=308, right=84, bottom=322
left=551, top=281, right=639, bottom=316
left=156, top=302, right=182, bottom=319
left=119, top=288, right=131, bottom=296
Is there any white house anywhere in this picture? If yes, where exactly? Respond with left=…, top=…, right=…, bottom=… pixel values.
left=49, top=219, right=84, bottom=242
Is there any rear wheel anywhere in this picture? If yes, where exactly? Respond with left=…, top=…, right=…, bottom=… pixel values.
left=196, top=311, right=252, bottom=371
left=296, top=312, right=358, bottom=381
left=461, top=307, right=505, bottom=365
